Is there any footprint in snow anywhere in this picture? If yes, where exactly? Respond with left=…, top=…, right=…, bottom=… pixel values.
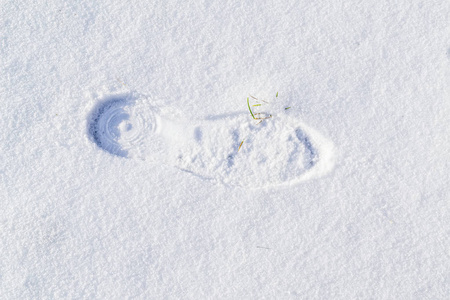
left=87, top=93, right=159, bottom=159
left=87, top=92, right=335, bottom=187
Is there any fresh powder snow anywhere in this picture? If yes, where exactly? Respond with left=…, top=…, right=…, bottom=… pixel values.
left=1, top=0, right=449, bottom=299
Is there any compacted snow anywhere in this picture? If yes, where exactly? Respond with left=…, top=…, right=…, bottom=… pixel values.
left=87, top=91, right=335, bottom=187
left=1, top=0, right=449, bottom=298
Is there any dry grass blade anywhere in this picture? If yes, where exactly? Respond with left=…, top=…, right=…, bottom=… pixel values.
left=254, top=113, right=272, bottom=120
left=238, top=139, right=245, bottom=151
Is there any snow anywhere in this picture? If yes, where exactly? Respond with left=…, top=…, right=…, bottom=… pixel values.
left=1, top=0, right=449, bottom=298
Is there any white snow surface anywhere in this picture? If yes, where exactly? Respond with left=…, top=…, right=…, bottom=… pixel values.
left=1, top=0, right=450, bottom=298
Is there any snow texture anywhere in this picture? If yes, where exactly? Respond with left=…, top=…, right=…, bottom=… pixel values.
left=1, top=0, right=450, bottom=299
left=87, top=92, right=335, bottom=187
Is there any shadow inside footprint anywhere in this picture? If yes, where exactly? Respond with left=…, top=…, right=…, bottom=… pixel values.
left=88, top=95, right=133, bottom=157
left=295, top=128, right=318, bottom=168
left=194, top=127, right=203, bottom=143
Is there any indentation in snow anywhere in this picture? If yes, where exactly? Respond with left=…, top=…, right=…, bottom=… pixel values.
left=173, top=114, right=335, bottom=187
left=87, top=93, right=158, bottom=158
left=87, top=93, right=335, bottom=187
